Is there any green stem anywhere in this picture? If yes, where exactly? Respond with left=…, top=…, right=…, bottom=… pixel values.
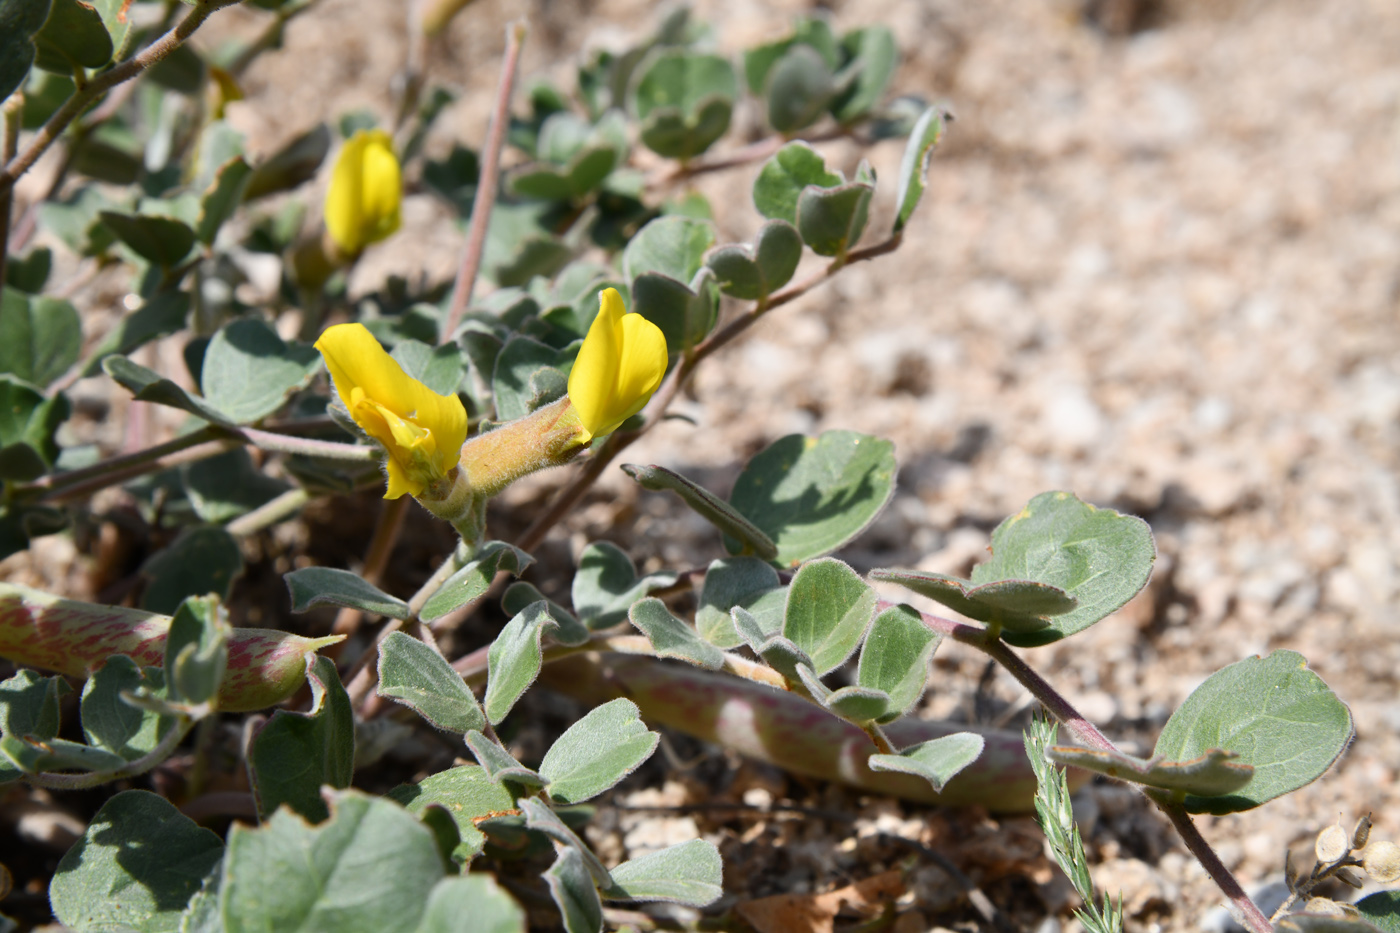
left=224, top=487, right=312, bottom=537
left=23, top=713, right=195, bottom=791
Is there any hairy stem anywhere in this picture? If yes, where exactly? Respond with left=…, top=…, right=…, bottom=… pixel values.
left=1, top=0, right=241, bottom=193
left=24, top=713, right=195, bottom=791
left=441, top=21, right=527, bottom=342
left=1153, top=793, right=1274, bottom=933
left=225, top=487, right=313, bottom=537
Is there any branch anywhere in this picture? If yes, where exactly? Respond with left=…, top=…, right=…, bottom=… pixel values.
left=440, top=20, right=527, bottom=342
left=0, top=0, right=241, bottom=193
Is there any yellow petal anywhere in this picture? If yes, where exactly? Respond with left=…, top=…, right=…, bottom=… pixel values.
left=324, top=129, right=402, bottom=256
left=566, top=288, right=668, bottom=442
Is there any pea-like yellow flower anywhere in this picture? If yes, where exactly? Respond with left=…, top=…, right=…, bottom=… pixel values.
left=567, top=288, right=668, bottom=443
left=315, top=323, right=466, bottom=499
left=324, top=129, right=402, bottom=258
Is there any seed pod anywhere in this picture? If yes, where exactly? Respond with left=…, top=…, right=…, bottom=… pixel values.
left=0, top=583, right=342, bottom=712
left=1334, top=866, right=1365, bottom=889
left=1316, top=823, right=1349, bottom=863
left=1362, top=839, right=1400, bottom=883
left=1304, top=897, right=1343, bottom=917
left=1352, top=813, right=1373, bottom=850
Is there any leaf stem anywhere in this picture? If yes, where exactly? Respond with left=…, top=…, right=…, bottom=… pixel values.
left=1152, top=792, right=1274, bottom=933
left=22, top=713, right=194, bottom=791
left=0, top=94, right=21, bottom=288
left=440, top=20, right=527, bottom=343
left=0, top=0, right=242, bottom=194
left=224, top=486, right=313, bottom=537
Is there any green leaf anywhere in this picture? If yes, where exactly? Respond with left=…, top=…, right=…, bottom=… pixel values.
left=0, top=0, right=51, bottom=102
left=164, top=595, right=229, bottom=706
left=79, top=289, right=190, bottom=378
left=420, top=541, right=534, bottom=622
left=0, top=287, right=81, bottom=387
left=857, top=604, right=939, bottom=724
left=0, top=375, right=68, bottom=480
left=484, top=602, right=553, bottom=724
left=704, top=220, right=803, bottom=301
left=1044, top=745, right=1253, bottom=797
left=893, top=107, right=947, bottom=234
left=4, top=245, right=52, bottom=293
left=629, top=270, right=717, bottom=355
left=200, top=318, right=321, bottom=424
left=286, top=566, right=411, bottom=619
left=33, top=0, right=110, bottom=72
left=604, top=838, right=723, bottom=906
left=544, top=846, right=604, bottom=933
left=1357, top=892, right=1400, bottom=933
left=183, top=448, right=290, bottom=523
left=783, top=558, right=876, bottom=674
left=0, top=502, right=67, bottom=560
left=1, top=733, right=126, bottom=773
left=80, top=657, right=175, bottom=761
left=539, top=699, right=659, bottom=804
left=50, top=791, right=223, bottom=933
left=377, top=631, right=485, bottom=734
left=796, top=664, right=889, bottom=723
left=630, top=50, right=737, bottom=159
left=140, top=525, right=244, bottom=613
left=519, top=797, right=611, bottom=885
left=831, top=26, right=896, bottom=124
left=728, top=430, right=898, bottom=567
left=390, top=339, right=465, bottom=396
left=38, top=185, right=117, bottom=257
left=103, top=355, right=235, bottom=427
left=98, top=210, right=197, bottom=268
left=491, top=335, right=570, bottom=422
left=221, top=790, right=443, bottom=933
left=622, top=215, right=715, bottom=284
left=242, top=123, right=331, bottom=201
left=145, top=41, right=205, bottom=94
left=628, top=598, right=724, bottom=670
left=0, top=668, right=67, bottom=740
left=695, top=557, right=783, bottom=648
left=86, top=0, right=130, bottom=56
left=732, top=606, right=812, bottom=684
left=868, top=732, right=985, bottom=793
left=463, top=730, right=545, bottom=788
left=796, top=176, right=873, bottom=257
left=622, top=463, right=777, bottom=559
left=247, top=655, right=354, bottom=821
left=416, top=875, right=527, bottom=933
left=571, top=540, right=678, bottom=629
left=752, top=141, right=842, bottom=225
left=868, top=570, right=1075, bottom=636
left=765, top=45, right=835, bottom=133
left=196, top=156, right=253, bottom=245
left=388, top=764, right=515, bottom=861
left=501, top=582, right=583, bottom=641
left=1153, top=649, right=1353, bottom=814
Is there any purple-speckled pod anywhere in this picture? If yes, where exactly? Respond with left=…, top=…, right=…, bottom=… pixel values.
left=0, top=583, right=342, bottom=712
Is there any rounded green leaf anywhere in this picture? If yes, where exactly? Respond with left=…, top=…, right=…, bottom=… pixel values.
left=857, top=603, right=940, bottom=723
left=783, top=557, right=877, bottom=675
left=695, top=557, right=782, bottom=648
left=377, top=631, right=485, bottom=734
left=247, top=656, right=354, bottom=822
left=752, top=141, right=842, bottom=224
left=0, top=287, right=81, bottom=387
left=97, top=211, right=197, bottom=268
left=622, top=215, right=715, bottom=284
left=728, top=430, right=898, bottom=567
left=705, top=219, right=802, bottom=300
left=868, top=732, right=985, bottom=793
left=80, top=657, right=175, bottom=761
left=796, top=180, right=873, bottom=257
left=140, top=525, right=244, bottom=614
left=831, top=26, right=896, bottom=124
left=630, top=50, right=737, bottom=158
left=33, top=0, right=111, bottom=72
left=628, top=598, right=724, bottom=670
left=538, top=698, right=660, bottom=804
left=765, top=45, right=835, bottom=133
left=0, top=0, right=51, bottom=102
left=200, top=318, right=322, bottom=425
left=50, top=790, right=224, bottom=933
left=603, top=839, right=723, bottom=906
left=388, top=764, right=515, bottom=860
left=571, top=540, right=677, bottom=630
left=417, top=876, right=527, bottom=933
left=196, top=156, right=253, bottom=245
left=419, top=541, right=533, bottom=623
left=1153, top=649, right=1353, bottom=814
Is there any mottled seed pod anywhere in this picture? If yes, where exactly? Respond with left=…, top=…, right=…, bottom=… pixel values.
left=1315, top=823, right=1350, bottom=863
left=1352, top=813, right=1373, bottom=850
left=1362, top=839, right=1400, bottom=883
left=0, top=583, right=342, bottom=712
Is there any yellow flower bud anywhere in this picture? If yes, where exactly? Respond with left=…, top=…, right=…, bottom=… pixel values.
left=566, top=288, right=668, bottom=444
left=324, top=129, right=402, bottom=258
left=314, top=323, right=466, bottom=499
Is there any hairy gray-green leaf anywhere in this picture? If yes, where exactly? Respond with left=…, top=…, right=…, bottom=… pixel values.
left=703, top=219, right=803, bottom=301
left=247, top=656, right=354, bottom=821
left=184, top=448, right=290, bottom=524
left=1153, top=649, right=1353, bottom=814
left=796, top=178, right=873, bottom=257
left=1045, top=744, right=1253, bottom=798
left=765, top=45, right=835, bottom=133
left=50, top=791, right=222, bottom=933
left=695, top=557, right=782, bottom=648
left=196, top=156, right=252, bottom=245
left=80, top=290, right=190, bottom=378
left=572, top=540, right=678, bottom=629
left=164, top=595, right=229, bottom=706
left=539, top=698, right=659, bottom=804
left=377, top=631, right=484, bottom=734
left=868, top=570, right=1075, bottom=636
left=783, top=558, right=877, bottom=675
left=0, top=0, right=52, bottom=102
left=0, top=375, right=69, bottom=481
left=752, top=141, right=842, bottom=224
left=388, top=764, right=515, bottom=861
left=420, top=541, right=534, bottom=622
left=623, top=215, right=716, bottom=285
left=622, top=463, right=776, bottom=559
left=140, top=525, right=244, bottom=614
left=857, top=604, right=940, bottom=724
left=98, top=210, right=197, bottom=268
left=0, top=669, right=66, bottom=741
left=390, top=340, right=466, bottom=397
left=628, top=598, right=724, bottom=670
left=222, top=790, right=443, bottom=933
left=80, top=658, right=175, bottom=761
left=604, top=838, right=723, bottom=906
left=103, top=356, right=234, bottom=427
left=33, top=0, right=111, bottom=72
left=464, top=730, right=545, bottom=788
left=0, top=287, right=81, bottom=387
left=868, top=732, right=985, bottom=793
left=1356, top=892, right=1400, bottom=933
left=285, top=566, right=410, bottom=619
left=893, top=107, right=948, bottom=234
left=200, top=319, right=321, bottom=424
left=484, top=602, right=554, bottom=723
left=630, top=51, right=737, bottom=159
left=831, top=26, right=896, bottom=124
left=491, top=336, right=570, bottom=422
left=629, top=270, right=717, bottom=355
left=416, top=875, right=527, bottom=933
left=544, top=846, right=604, bottom=933
left=728, top=431, right=897, bottom=567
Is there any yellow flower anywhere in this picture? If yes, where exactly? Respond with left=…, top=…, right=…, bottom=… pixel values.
left=324, top=129, right=402, bottom=258
left=315, top=323, right=467, bottom=499
left=567, top=288, right=668, bottom=443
